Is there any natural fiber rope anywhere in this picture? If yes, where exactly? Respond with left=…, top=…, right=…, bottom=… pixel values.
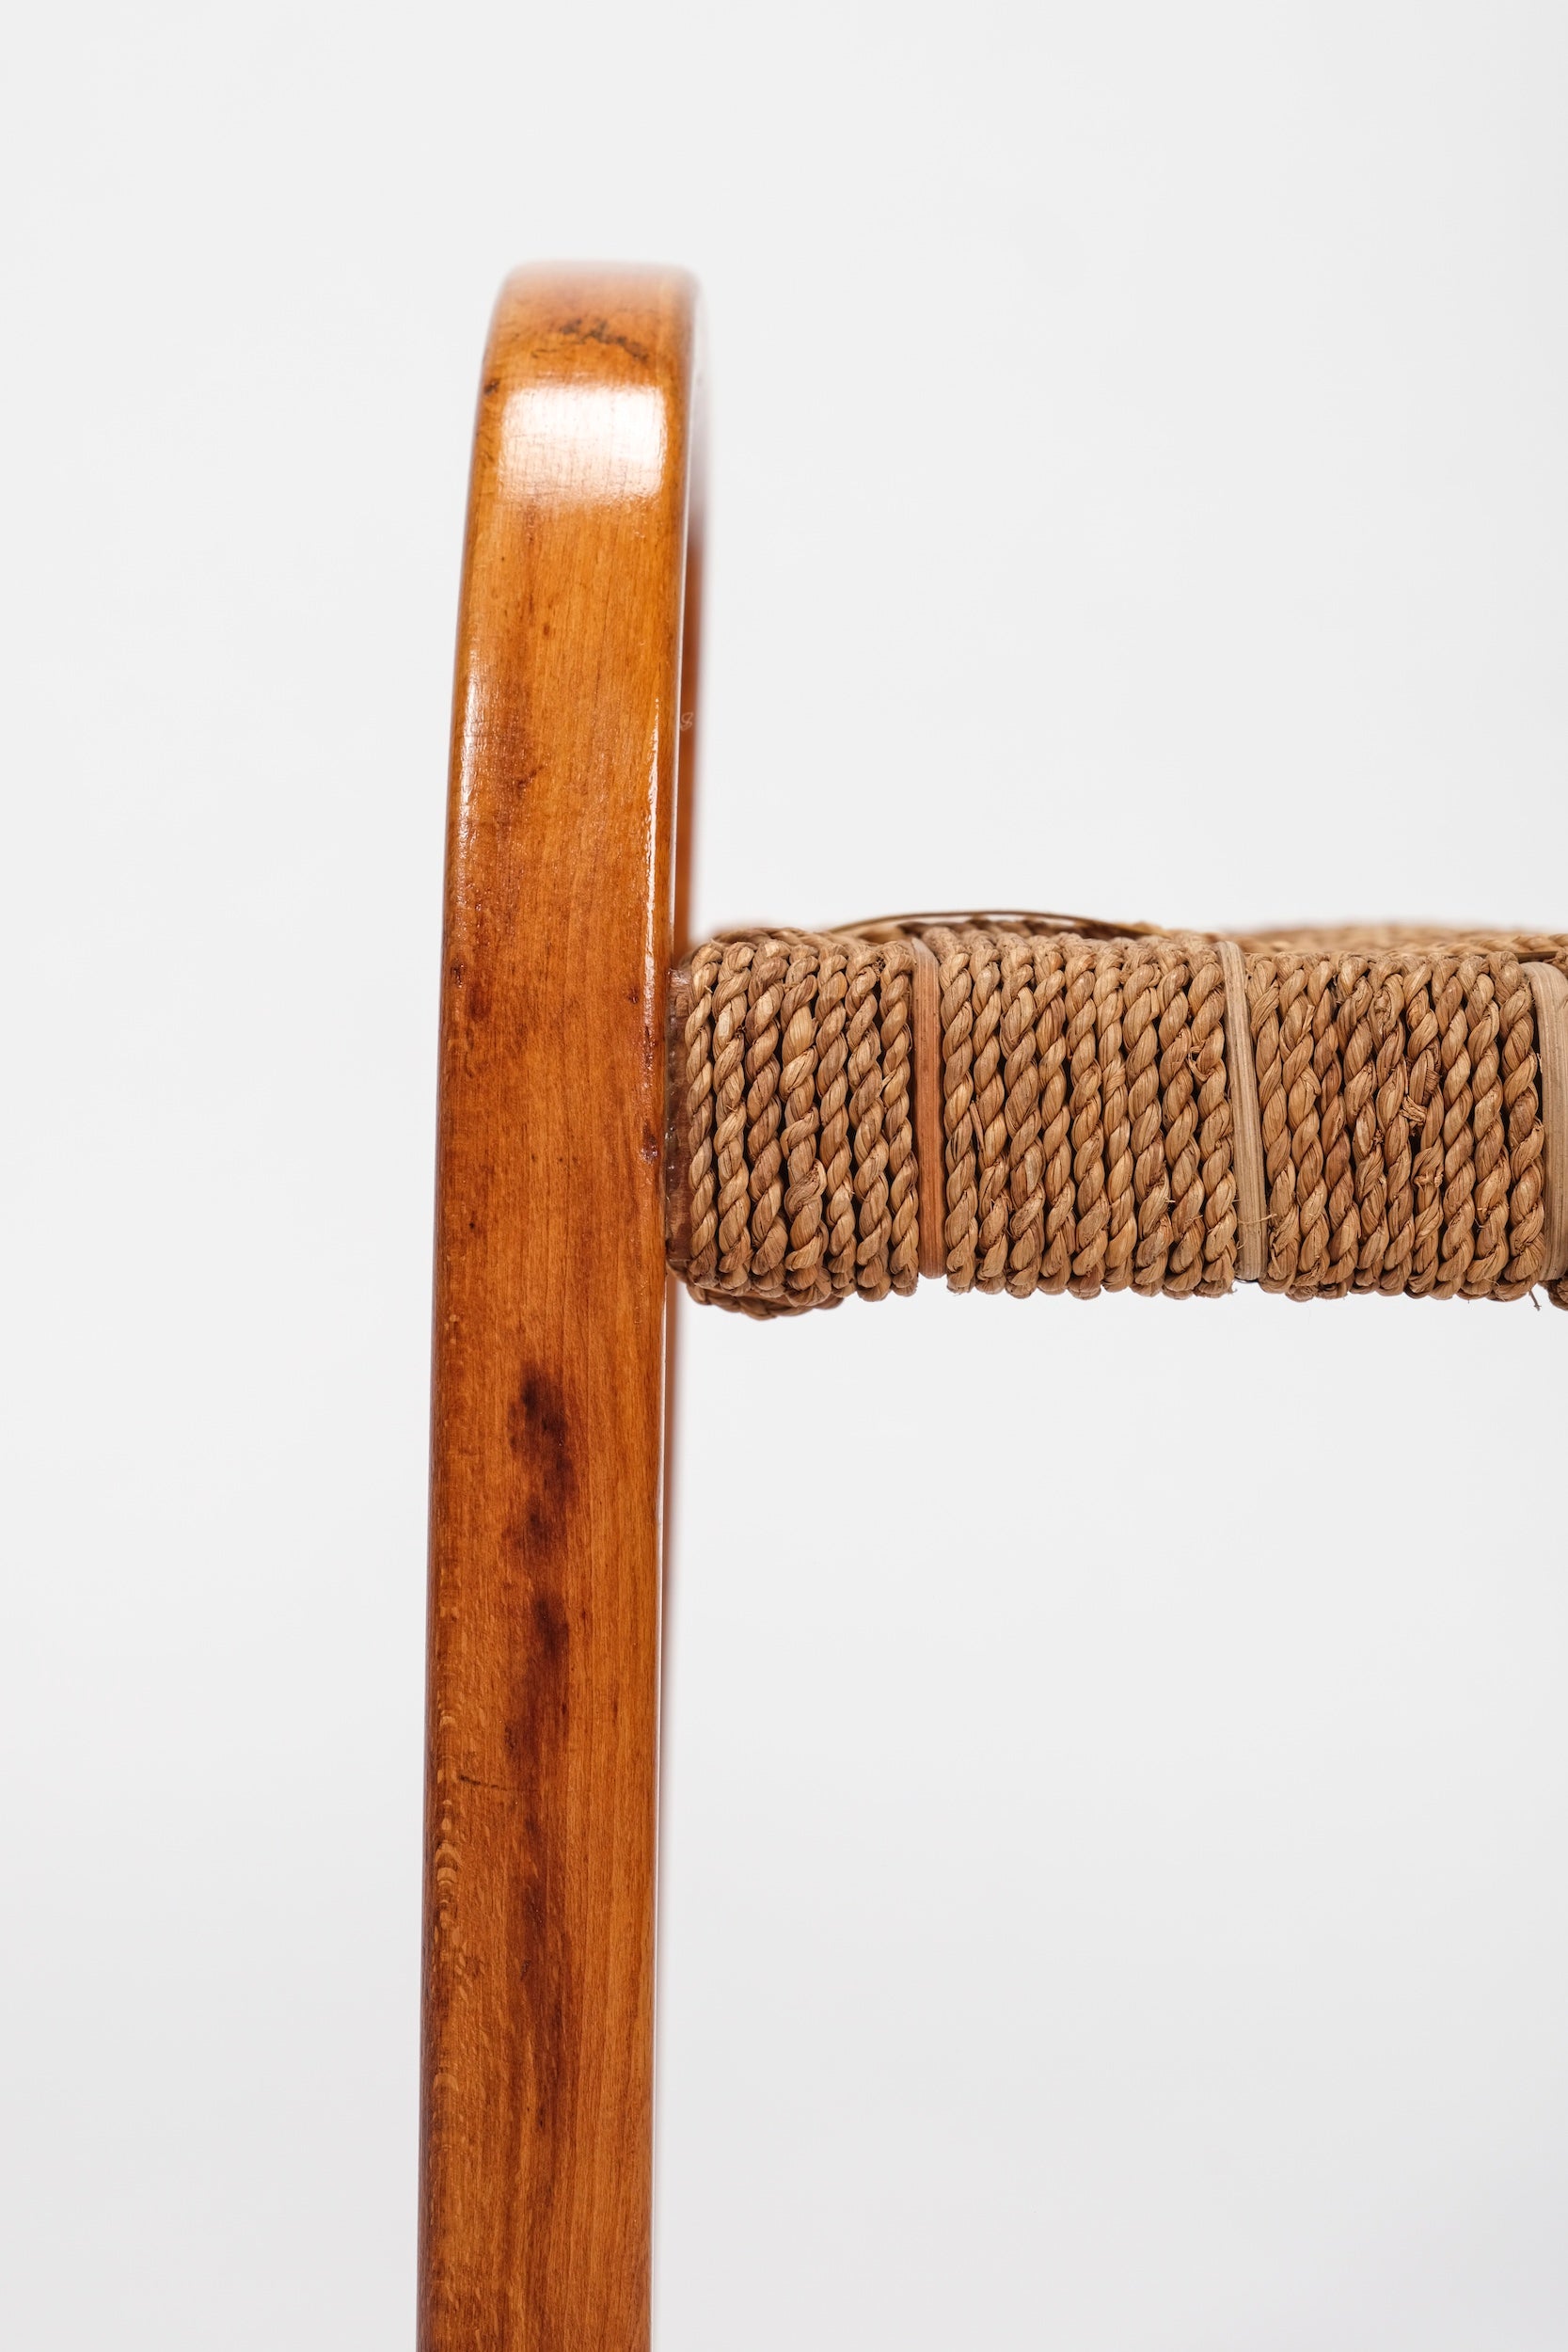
left=666, top=923, right=1568, bottom=1315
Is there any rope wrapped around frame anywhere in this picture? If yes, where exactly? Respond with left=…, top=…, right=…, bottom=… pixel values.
left=664, top=923, right=1568, bottom=1317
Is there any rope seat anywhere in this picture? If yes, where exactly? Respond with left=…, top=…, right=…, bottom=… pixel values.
left=666, top=921, right=1568, bottom=1316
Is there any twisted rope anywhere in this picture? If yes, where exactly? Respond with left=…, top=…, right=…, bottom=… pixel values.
left=667, top=924, right=1568, bottom=1315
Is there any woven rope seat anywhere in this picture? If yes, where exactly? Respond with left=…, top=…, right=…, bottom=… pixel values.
left=668, top=921, right=1568, bottom=1314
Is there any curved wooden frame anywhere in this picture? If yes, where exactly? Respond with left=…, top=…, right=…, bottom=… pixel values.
left=422, top=265, right=699, bottom=2352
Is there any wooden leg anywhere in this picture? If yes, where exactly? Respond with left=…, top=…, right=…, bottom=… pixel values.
left=421, top=266, right=699, bottom=2352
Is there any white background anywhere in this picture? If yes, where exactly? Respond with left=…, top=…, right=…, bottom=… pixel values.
left=5, top=5, right=1568, bottom=2345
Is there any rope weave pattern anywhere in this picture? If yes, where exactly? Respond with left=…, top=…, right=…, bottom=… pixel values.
left=668, top=927, right=1568, bottom=1316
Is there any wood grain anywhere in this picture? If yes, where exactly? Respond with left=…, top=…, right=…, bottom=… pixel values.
left=421, top=265, right=698, bottom=2352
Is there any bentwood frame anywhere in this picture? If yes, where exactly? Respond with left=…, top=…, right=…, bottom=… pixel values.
left=422, top=265, right=699, bottom=2351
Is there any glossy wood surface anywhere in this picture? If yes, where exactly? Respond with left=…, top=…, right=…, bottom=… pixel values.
left=421, top=265, right=697, bottom=2352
